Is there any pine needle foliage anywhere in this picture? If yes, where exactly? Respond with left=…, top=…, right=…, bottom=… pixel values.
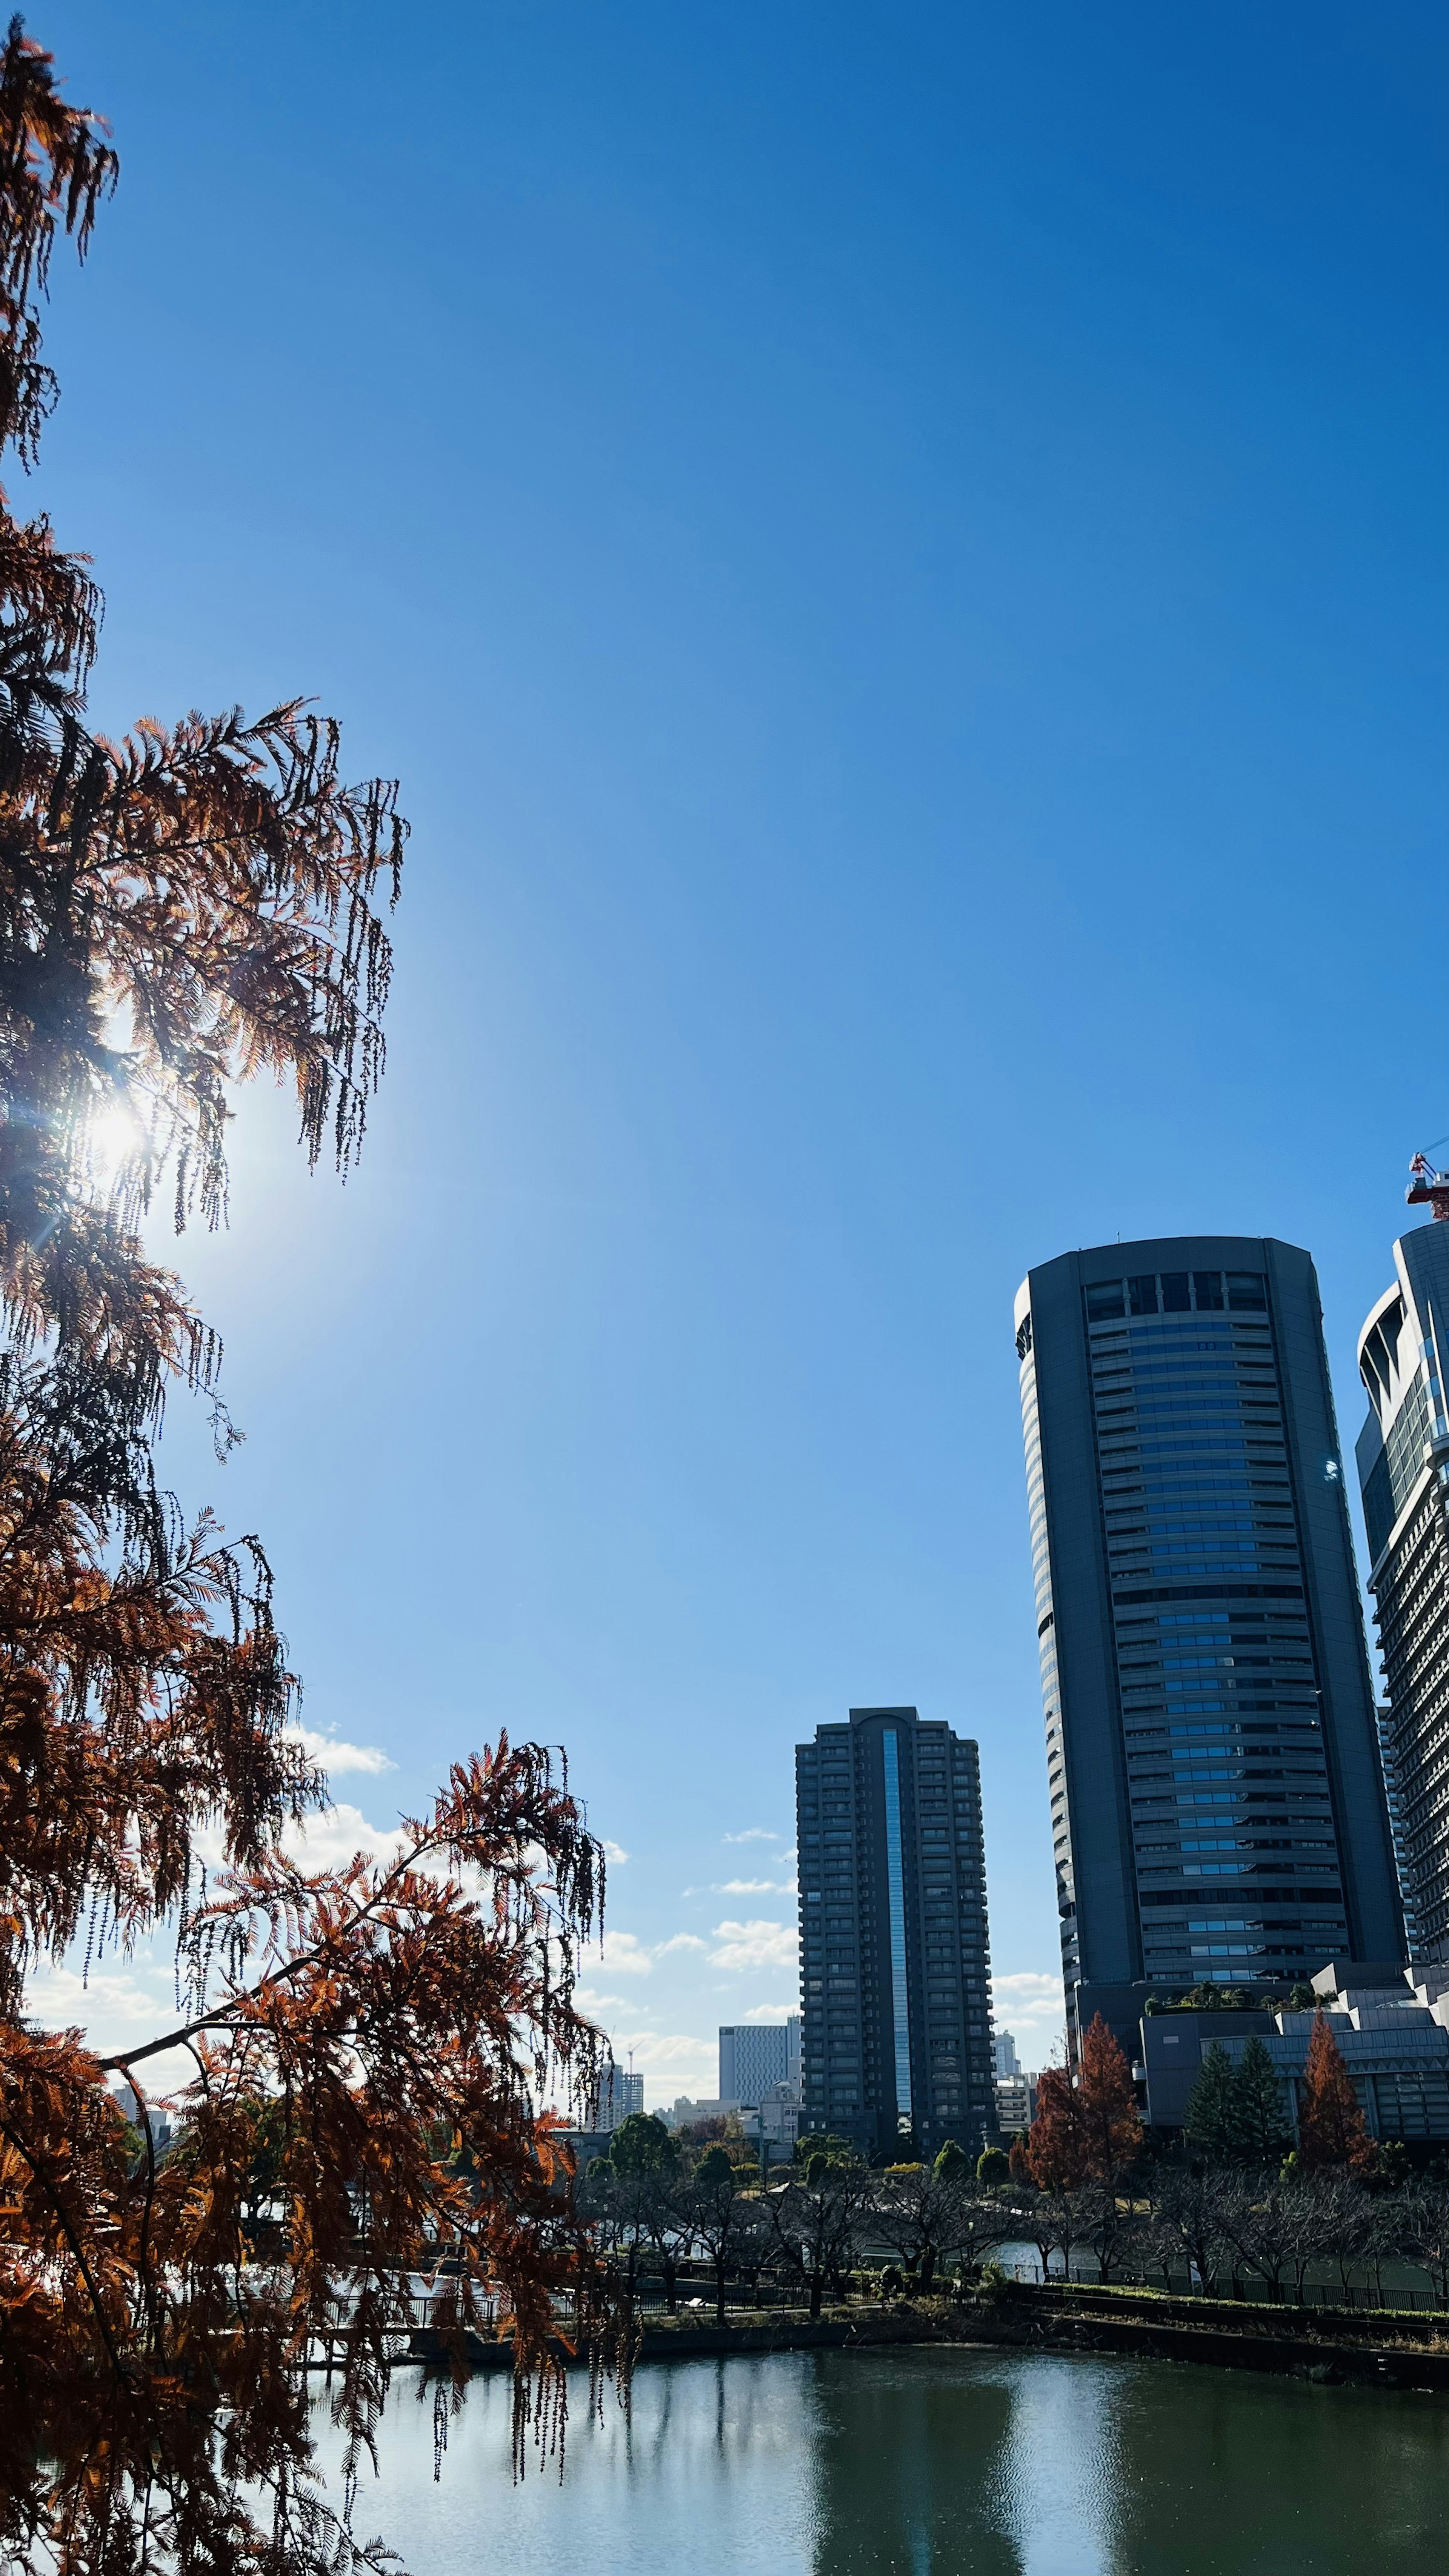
left=0, top=24, right=620, bottom=2571
left=1184, top=2040, right=1236, bottom=2162
left=1228, top=2034, right=1291, bottom=2168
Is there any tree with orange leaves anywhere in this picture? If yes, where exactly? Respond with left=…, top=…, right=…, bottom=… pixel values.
left=1075, top=2012, right=1143, bottom=2181
left=1023, top=2015, right=1141, bottom=2194
left=1295, top=2011, right=1378, bottom=2178
left=1022, top=2062, right=1086, bottom=2192
left=0, top=23, right=621, bottom=2572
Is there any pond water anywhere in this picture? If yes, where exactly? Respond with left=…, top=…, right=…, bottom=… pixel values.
left=313, top=2347, right=1449, bottom=2574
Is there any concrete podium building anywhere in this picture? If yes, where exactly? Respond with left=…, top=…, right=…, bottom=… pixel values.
left=1015, top=1235, right=1403, bottom=2060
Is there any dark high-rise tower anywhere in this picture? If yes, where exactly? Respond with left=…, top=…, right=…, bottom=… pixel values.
left=1356, top=1219, right=1449, bottom=1965
left=795, top=1706, right=997, bottom=2160
left=1015, top=1235, right=1403, bottom=2059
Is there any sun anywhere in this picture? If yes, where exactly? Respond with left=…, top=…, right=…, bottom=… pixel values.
left=86, top=1101, right=145, bottom=1190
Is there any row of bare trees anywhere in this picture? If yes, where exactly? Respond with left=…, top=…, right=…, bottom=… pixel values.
left=1000, top=2166, right=1449, bottom=2304
left=580, top=2146, right=1449, bottom=2316
left=580, top=2153, right=996, bottom=2321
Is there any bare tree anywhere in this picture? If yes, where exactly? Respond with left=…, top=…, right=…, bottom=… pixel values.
left=1074, top=2177, right=1142, bottom=2285
left=684, top=2151, right=756, bottom=2326
left=1398, top=2185, right=1449, bottom=2309
left=1147, top=2167, right=1241, bottom=2299
left=873, top=2163, right=972, bottom=2294
left=765, top=2166, right=871, bottom=2319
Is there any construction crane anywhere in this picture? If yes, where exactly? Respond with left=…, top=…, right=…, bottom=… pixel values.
left=1407, top=1153, right=1449, bottom=1221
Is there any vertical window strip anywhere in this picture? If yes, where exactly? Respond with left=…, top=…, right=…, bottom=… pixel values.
left=882, top=1729, right=913, bottom=2132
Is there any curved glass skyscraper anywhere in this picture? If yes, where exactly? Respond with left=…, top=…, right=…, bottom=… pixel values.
left=1015, top=1234, right=1403, bottom=2056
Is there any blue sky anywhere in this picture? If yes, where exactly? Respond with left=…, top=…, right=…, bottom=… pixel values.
left=35, top=4, right=1447, bottom=2094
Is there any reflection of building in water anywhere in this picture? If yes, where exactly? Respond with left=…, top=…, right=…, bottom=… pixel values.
left=796, top=1704, right=997, bottom=2161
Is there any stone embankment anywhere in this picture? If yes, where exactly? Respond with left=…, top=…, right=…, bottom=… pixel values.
left=411, top=2279, right=1449, bottom=2393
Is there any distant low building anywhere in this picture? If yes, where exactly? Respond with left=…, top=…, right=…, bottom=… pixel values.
left=738, top=2082, right=801, bottom=2164
left=665, top=2096, right=734, bottom=2129
left=994, top=2070, right=1036, bottom=2136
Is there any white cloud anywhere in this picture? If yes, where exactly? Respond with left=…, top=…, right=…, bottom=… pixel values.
left=287, top=1726, right=396, bottom=1778
left=572, top=1987, right=633, bottom=2012
left=656, top=1933, right=708, bottom=1956
left=601, top=1841, right=629, bottom=1864
left=991, top=1971, right=1066, bottom=2068
left=282, top=1801, right=403, bottom=1874
left=993, top=1972, right=1061, bottom=2005
left=723, top=1828, right=780, bottom=1844
left=591, top=1932, right=655, bottom=1978
left=741, top=2002, right=794, bottom=2023
left=27, top=1962, right=166, bottom=2035
left=709, top=1918, right=797, bottom=1973
left=717, top=1877, right=782, bottom=1894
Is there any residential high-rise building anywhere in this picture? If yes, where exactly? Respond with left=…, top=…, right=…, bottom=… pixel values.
left=1016, top=1235, right=1403, bottom=2059
left=795, top=1706, right=997, bottom=2160
left=589, top=2066, right=644, bottom=2134
left=720, top=2021, right=802, bottom=2105
left=1356, top=1222, right=1449, bottom=1964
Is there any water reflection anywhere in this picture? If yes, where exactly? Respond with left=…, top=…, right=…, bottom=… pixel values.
left=311, top=2347, right=1449, bottom=2576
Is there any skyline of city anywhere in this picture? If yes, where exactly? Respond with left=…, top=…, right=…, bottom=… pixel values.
left=597, top=1203, right=1449, bottom=2119
left=29, top=9, right=1445, bottom=2119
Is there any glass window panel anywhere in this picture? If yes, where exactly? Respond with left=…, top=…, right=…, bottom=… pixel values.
left=1086, top=1280, right=1126, bottom=1320
left=1227, top=1273, right=1267, bottom=1311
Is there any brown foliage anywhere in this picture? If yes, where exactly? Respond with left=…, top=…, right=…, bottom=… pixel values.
left=1074, top=2012, right=1143, bottom=2180
left=0, top=24, right=618, bottom=2571
left=1296, top=2010, right=1377, bottom=2178
left=1023, top=2063, right=1084, bottom=2192
left=1023, top=2017, right=1141, bottom=2194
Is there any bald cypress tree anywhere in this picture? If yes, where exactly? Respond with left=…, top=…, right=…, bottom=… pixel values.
left=1297, top=2012, right=1377, bottom=2178
left=0, top=25, right=620, bottom=2571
